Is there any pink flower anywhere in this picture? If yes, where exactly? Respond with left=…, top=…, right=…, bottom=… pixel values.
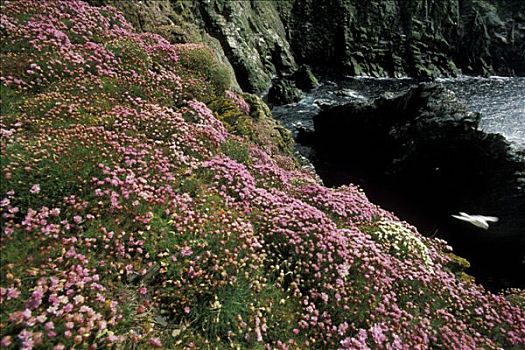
left=138, top=287, right=147, bottom=295
left=7, top=287, right=20, bottom=300
left=30, top=184, right=40, bottom=194
left=148, top=337, right=162, bottom=348
left=18, top=329, right=32, bottom=341
left=1, top=336, right=12, bottom=347
left=98, top=320, right=107, bottom=330
left=4, top=226, right=14, bottom=236
left=63, top=303, right=73, bottom=313
left=47, top=331, right=57, bottom=338
left=180, top=246, right=193, bottom=257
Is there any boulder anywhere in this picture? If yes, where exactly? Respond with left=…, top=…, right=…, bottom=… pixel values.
left=292, top=64, right=319, bottom=90
left=267, top=79, right=302, bottom=105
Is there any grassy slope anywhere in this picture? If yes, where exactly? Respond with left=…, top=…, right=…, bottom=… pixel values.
left=0, top=1, right=524, bottom=349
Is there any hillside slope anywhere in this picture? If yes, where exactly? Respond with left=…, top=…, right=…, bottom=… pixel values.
left=1, top=1, right=524, bottom=349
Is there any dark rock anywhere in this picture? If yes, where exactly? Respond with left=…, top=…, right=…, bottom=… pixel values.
left=307, top=83, right=525, bottom=290
left=154, top=315, right=168, bottom=327
left=90, top=0, right=525, bottom=92
left=141, top=264, right=161, bottom=285
left=267, top=79, right=302, bottom=105
left=198, top=0, right=297, bottom=93
left=287, top=0, right=524, bottom=77
left=292, top=64, right=319, bottom=90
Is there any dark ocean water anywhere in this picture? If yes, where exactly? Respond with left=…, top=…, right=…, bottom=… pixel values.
left=273, top=77, right=525, bottom=149
left=272, top=77, right=525, bottom=291
left=438, top=77, right=525, bottom=148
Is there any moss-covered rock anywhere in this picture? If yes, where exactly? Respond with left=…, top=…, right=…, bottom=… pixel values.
left=210, top=93, right=295, bottom=157
left=292, top=64, right=319, bottom=91
left=267, top=79, right=302, bottom=106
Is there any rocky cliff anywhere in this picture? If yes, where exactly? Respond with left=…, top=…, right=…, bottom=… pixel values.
left=88, top=0, right=525, bottom=94
left=2, top=1, right=525, bottom=348
left=286, top=0, right=525, bottom=78
left=87, top=0, right=298, bottom=94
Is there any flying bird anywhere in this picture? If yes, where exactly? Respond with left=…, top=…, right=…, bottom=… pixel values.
left=451, top=212, right=499, bottom=230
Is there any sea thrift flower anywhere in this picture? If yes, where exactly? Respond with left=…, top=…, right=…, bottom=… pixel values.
left=149, top=337, right=162, bottom=348
left=1, top=1, right=524, bottom=349
left=225, top=90, right=250, bottom=114
left=180, top=246, right=193, bottom=257
left=7, top=287, right=21, bottom=300
left=30, top=184, right=40, bottom=194
left=1, top=336, right=12, bottom=347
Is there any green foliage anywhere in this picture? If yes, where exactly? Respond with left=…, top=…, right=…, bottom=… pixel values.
left=445, top=253, right=475, bottom=283
left=177, top=45, right=232, bottom=97
left=0, top=137, right=107, bottom=211
left=0, top=85, right=24, bottom=117
left=105, top=39, right=152, bottom=75
left=189, top=278, right=252, bottom=341
left=209, top=97, right=248, bottom=134
left=503, top=290, right=525, bottom=310
left=220, top=139, right=252, bottom=166
left=258, top=284, right=303, bottom=343
left=177, top=175, right=206, bottom=198
left=0, top=231, right=42, bottom=283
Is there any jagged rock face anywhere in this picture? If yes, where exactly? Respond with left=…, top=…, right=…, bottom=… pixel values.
left=287, top=0, right=462, bottom=77
left=453, top=0, right=525, bottom=76
left=267, top=79, right=302, bottom=105
left=286, top=0, right=525, bottom=78
left=198, top=1, right=297, bottom=93
left=88, top=0, right=297, bottom=94
left=304, top=83, right=525, bottom=289
left=89, top=0, right=524, bottom=92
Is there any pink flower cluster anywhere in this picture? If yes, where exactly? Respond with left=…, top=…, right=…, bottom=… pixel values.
left=0, top=0, right=177, bottom=91
left=1, top=0, right=524, bottom=349
left=0, top=245, right=119, bottom=349
left=293, top=182, right=395, bottom=226
left=225, top=90, right=250, bottom=114
left=201, top=152, right=525, bottom=348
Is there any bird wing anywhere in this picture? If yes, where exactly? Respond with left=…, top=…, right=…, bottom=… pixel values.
left=484, top=216, right=499, bottom=222
left=473, top=221, right=489, bottom=230
left=470, top=215, right=499, bottom=223
left=452, top=214, right=471, bottom=222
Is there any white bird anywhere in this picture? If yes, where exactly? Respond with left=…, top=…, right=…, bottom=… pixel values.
left=451, top=212, right=499, bottom=230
